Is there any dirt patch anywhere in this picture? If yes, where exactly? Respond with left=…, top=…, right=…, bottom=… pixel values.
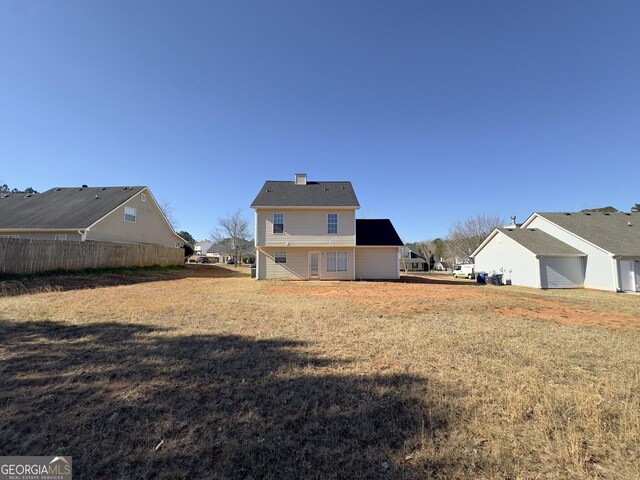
left=267, top=279, right=639, bottom=329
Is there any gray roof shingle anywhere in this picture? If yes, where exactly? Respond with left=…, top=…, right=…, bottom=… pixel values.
left=251, top=181, right=360, bottom=208
left=536, top=212, right=640, bottom=256
left=498, top=228, right=585, bottom=256
left=0, top=186, right=146, bottom=229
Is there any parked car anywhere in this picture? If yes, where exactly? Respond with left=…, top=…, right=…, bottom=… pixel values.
left=453, top=264, right=474, bottom=279
left=197, top=257, right=209, bottom=264
left=226, top=258, right=235, bottom=265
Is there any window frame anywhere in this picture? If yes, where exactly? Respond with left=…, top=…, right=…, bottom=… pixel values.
left=275, top=251, right=287, bottom=264
left=273, top=213, right=284, bottom=234
left=326, top=251, right=348, bottom=272
left=54, top=234, right=68, bottom=241
left=141, top=193, right=147, bottom=202
left=327, top=213, right=338, bottom=234
left=124, top=206, right=137, bottom=223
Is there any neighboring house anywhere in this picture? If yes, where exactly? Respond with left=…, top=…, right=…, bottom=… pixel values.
left=194, top=240, right=214, bottom=255
left=206, top=242, right=233, bottom=263
left=400, top=245, right=428, bottom=271
left=434, top=260, right=449, bottom=271
left=0, top=186, right=185, bottom=248
left=250, top=173, right=403, bottom=280
left=472, top=212, right=640, bottom=292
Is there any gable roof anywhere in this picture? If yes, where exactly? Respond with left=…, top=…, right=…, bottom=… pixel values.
left=496, top=228, right=585, bottom=256
left=0, top=186, right=146, bottom=230
left=251, top=181, right=360, bottom=208
left=528, top=212, right=640, bottom=256
left=356, top=219, right=404, bottom=246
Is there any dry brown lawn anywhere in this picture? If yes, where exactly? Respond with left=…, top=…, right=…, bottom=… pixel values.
left=0, top=266, right=639, bottom=479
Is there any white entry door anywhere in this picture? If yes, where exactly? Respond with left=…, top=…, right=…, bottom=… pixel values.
left=309, top=252, right=320, bottom=280
left=620, top=260, right=636, bottom=292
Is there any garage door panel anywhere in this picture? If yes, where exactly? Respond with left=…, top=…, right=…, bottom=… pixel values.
left=540, top=258, right=584, bottom=289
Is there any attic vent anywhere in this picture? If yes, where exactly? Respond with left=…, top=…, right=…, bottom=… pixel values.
left=584, top=213, right=591, bottom=216
left=82, top=184, right=88, bottom=188
left=529, top=229, right=536, bottom=231
left=1, top=194, right=9, bottom=198
left=55, top=188, right=61, bottom=191
left=24, top=194, right=32, bottom=198
left=506, top=228, right=514, bottom=231
left=323, top=187, right=328, bottom=191
left=295, top=173, right=307, bottom=185
left=624, top=213, right=631, bottom=216
left=77, top=188, right=83, bottom=191
left=99, top=187, right=106, bottom=191
left=341, top=186, right=345, bottom=189
left=604, top=213, right=610, bottom=215
left=95, top=195, right=99, bottom=199
left=564, top=213, right=571, bottom=215
left=266, top=189, right=270, bottom=193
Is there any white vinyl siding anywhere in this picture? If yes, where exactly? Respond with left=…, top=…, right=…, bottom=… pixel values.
left=256, top=209, right=356, bottom=247
left=526, top=216, right=616, bottom=291
left=473, top=231, right=540, bottom=288
left=539, top=257, right=584, bottom=289
left=258, top=247, right=354, bottom=280
left=355, top=247, right=400, bottom=280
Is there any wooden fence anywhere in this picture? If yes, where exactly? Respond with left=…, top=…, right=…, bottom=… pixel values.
left=0, top=238, right=184, bottom=275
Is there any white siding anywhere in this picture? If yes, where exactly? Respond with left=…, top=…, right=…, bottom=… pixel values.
left=355, top=247, right=399, bottom=280
left=473, top=232, right=540, bottom=288
left=526, top=216, right=616, bottom=291
left=255, top=209, right=356, bottom=247
left=258, top=247, right=354, bottom=280
left=539, top=257, right=584, bottom=288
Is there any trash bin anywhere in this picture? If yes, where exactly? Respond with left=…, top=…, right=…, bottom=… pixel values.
left=476, top=272, right=487, bottom=284
left=250, top=267, right=256, bottom=278
left=493, top=274, right=503, bottom=286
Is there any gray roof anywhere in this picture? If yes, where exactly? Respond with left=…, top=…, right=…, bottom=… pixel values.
left=0, top=186, right=146, bottom=229
left=498, top=228, right=585, bottom=256
left=251, top=181, right=360, bottom=208
left=536, top=212, right=640, bottom=256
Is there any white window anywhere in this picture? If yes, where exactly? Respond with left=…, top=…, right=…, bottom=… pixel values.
left=328, top=213, right=338, bottom=234
left=275, top=251, right=287, bottom=264
left=0, top=235, right=19, bottom=239
left=327, top=252, right=347, bottom=272
left=141, top=193, right=147, bottom=202
left=124, top=206, right=137, bottom=222
left=54, top=234, right=67, bottom=240
left=273, top=213, right=284, bottom=234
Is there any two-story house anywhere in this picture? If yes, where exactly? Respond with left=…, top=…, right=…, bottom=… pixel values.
left=250, top=173, right=403, bottom=280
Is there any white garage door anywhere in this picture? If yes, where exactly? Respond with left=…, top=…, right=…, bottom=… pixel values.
left=540, top=257, right=584, bottom=289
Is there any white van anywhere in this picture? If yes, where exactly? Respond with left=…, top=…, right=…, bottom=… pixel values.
left=452, top=264, right=474, bottom=279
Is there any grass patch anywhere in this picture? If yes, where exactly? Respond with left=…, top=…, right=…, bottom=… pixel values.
left=0, top=273, right=638, bottom=479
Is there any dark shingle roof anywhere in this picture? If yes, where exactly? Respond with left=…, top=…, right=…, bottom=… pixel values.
left=536, top=212, right=640, bottom=256
left=356, top=219, right=404, bottom=246
left=0, top=186, right=146, bottom=229
left=498, top=228, right=585, bottom=256
left=251, top=181, right=360, bottom=208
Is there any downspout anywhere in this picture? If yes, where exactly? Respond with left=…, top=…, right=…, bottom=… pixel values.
left=535, top=254, right=542, bottom=288
left=79, top=230, right=87, bottom=241
left=254, top=210, right=259, bottom=280
left=612, top=255, right=621, bottom=292
left=353, top=211, right=356, bottom=281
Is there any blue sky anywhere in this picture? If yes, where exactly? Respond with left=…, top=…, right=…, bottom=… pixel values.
left=1, top=1, right=639, bottom=242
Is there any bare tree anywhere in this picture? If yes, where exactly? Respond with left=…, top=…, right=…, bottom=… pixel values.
left=158, top=198, right=179, bottom=230
left=415, top=240, right=436, bottom=272
left=447, top=214, right=504, bottom=263
left=210, top=210, right=252, bottom=267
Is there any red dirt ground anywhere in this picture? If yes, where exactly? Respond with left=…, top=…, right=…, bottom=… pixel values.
left=267, top=278, right=639, bottom=329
